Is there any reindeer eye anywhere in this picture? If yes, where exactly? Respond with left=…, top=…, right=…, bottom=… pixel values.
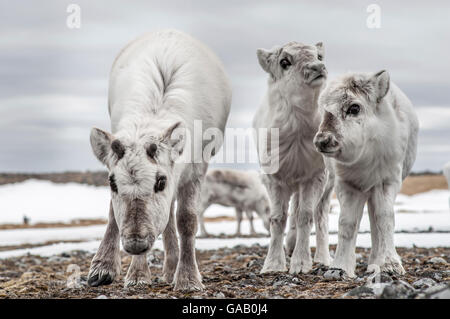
left=346, top=104, right=360, bottom=116
left=147, top=143, right=157, bottom=159
left=109, top=174, right=118, bottom=193
left=280, top=58, right=291, bottom=70
left=318, top=54, right=323, bottom=61
left=154, top=174, right=166, bottom=193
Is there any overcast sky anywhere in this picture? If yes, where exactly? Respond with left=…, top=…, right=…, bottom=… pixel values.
left=0, top=0, right=449, bottom=173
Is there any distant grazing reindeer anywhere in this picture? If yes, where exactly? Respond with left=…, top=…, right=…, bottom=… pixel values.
left=198, top=169, right=270, bottom=237
left=444, top=162, right=450, bottom=208
left=253, top=41, right=334, bottom=274
left=88, top=30, right=231, bottom=291
left=314, top=70, right=419, bottom=277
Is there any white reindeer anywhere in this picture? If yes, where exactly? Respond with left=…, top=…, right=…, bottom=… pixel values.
left=253, top=42, right=334, bottom=274
left=444, top=161, right=450, bottom=208
left=88, top=30, right=232, bottom=291
left=314, top=70, right=419, bottom=277
left=198, top=169, right=271, bottom=237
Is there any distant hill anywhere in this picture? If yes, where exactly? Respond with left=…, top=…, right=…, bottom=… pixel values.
left=0, top=170, right=447, bottom=195
left=0, top=171, right=108, bottom=187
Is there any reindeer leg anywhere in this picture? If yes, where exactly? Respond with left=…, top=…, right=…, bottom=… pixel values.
left=162, top=200, right=179, bottom=283
left=173, top=179, right=204, bottom=291
left=88, top=201, right=121, bottom=287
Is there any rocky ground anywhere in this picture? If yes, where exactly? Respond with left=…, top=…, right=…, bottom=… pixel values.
left=0, top=244, right=448, bottom=299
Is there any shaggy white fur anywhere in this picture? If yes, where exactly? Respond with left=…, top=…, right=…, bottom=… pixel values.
left=444, top=162, right=450, bottom=208
left=88, top=30, right=232, bottom=291
left=253, top=42, right=334, bottom=274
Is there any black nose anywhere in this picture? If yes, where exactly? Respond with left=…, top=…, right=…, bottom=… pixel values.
left=310, top=63, right=325, bottom=73
left=314, top=132, right=337, bottom=151
left=122, top=236, right=149, bottom=255
left=320, top=135, right=331, bottom=148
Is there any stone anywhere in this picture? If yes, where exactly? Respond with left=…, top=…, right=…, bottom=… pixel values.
left=236, top=254, right=251, bottom=261
left=426, top=285, right=450, bottom=299
left=324, top=269, right=347, bottom=280
left=344, top=285, right=374, bottom=297
left=215, top=292, right=225, bottom=298
left=273, top=280, right=284, bottom=287
left=423, top=283, right=448, bottom=295
left=247, top=272, right=257, bottom=279
left=380, top=280, right=415, bottom=299
left=210, top=254, right=221, bottom=261
left=427, top=257, right=447, bottom=265
left=47, top=256, right=69, bottom=263
left=413, top=278, right=436, bottom=289
left=432, top=272, right=443, bottom=281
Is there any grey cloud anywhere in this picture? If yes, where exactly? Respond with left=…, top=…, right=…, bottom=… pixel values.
left=0, top=0, right=449, bottom=172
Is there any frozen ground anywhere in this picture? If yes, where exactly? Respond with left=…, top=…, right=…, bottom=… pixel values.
left=0, top=180, right=109, bottom=224
left=0, top=180, right=449, bottom=223
left=0, top=180, right=449, bottom=258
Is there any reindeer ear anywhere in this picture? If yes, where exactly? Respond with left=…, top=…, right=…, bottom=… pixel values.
left=256, top=47, right=280, bottom=75
left=90, top=128, right=113, bottom=165
left=162, top=121, right=186, bottom=160
left=370, top=70, right=390, bottom=102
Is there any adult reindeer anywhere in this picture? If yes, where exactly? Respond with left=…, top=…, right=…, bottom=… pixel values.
left=88, top=30, right=232, bottom=291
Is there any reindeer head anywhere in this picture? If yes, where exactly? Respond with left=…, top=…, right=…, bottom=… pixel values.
left=314, top=70, right=391, bottom=164
left=257, top=41, right=327, bottom=95
left=90, top=121, right=185, bottom=255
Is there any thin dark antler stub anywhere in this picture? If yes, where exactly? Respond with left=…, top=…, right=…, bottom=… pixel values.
left=111, top=139, right=125, bottom=159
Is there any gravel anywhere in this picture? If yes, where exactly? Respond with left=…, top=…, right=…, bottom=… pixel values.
left=0, top=245, right=448, bottom=299
left=413, top=278, right=436, bottom=289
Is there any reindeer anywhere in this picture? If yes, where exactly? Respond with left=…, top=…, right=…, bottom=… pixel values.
left=314, top=70, right=419, bottom=277
left=87, top=30, right=231, bottom=291
left=253, top=42, right=334, bottom=274
left=443, top=162, right=450, bottom=208
left=198, top=169, right=270, bottom=237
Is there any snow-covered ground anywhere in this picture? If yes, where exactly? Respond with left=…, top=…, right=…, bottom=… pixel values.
left=0, top=179, right=449, bottom=258
left=0, top=180, right=109, bottom=224
left=1, top=233, right=449, bottom=259
left=1, top=180, right=449, bottom=223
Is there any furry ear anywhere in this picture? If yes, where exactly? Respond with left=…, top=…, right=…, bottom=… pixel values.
left=315, top=42, right=324, bottom=59
left=162, top=121, right=186, bottom=159
left=256, top=47, right=278, bottom=74
left=90, top=128, right=113, bottom=165
left=370, top=70, right=390, bottom=102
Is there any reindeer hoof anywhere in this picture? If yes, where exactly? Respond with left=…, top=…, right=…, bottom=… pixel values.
left=124, top=277, right=151, bottom=288
left=88, top=271, right=114, bottom=287
left=289, top=261, right=312, bottom=275
left=87, top=258, right=118, bottom=287
left=174, top=279, right=205, bottom=292
left=260, top=259, right=287, bottom=274
left=173, top=272, right=204, bottom=291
